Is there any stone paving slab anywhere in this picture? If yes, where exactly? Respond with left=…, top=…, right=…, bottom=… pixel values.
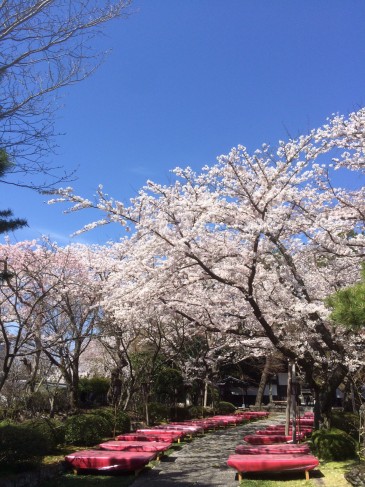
left=131, top=414, right=286, bottom=487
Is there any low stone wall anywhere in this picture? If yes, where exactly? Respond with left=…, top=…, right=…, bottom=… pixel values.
left=0, top=462, right=65, bottom=487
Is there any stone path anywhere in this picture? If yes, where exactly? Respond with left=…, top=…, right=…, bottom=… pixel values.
left=131, top=414, right=286, bottom=487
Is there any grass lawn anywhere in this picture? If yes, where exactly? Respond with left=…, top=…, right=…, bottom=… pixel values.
left=238, top=460, right=356, bottom=486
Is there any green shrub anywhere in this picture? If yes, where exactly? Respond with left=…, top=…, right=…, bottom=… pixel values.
left=92, top=408, right=115, bottom=436
left=216, top=401, right=236, bottom=414
left=189, top=405, right=214, bottom=418
left=115, top=409, right=131, bottom=433
left=92, top=407, right=131, bottom=435
left=24, top=418, right=65, bottom=449
left=64, top=414, right=110, bottom=446
left=78, top=377, right=110, bottom=406
left=331, top=411, right=359, bottom=439
left=310, top=427, right=358, bottom=461
left=0, top=422, right=51, bottom=467
left=153, top=368, right=184, bottom=404
left=170, top=406, right=191, bottom=422
left=26, top=391, right=50, bottom=413
left=147, top=402, right=169, bottom=424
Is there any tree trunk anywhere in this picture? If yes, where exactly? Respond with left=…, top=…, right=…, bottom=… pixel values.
left=285, top=361, right=293, bottom=436
left=255, top=355, right=272, bottom=407
left=203, top=380, right=208, bottom=407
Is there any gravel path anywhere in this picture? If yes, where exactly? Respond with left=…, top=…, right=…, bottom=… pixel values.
left=131, top=414, right=286, bottom=487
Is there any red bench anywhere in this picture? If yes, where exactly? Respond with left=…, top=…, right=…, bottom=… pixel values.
left=65, top=449, right=157, bottom=474
left=227, top=453, right=319, bottom=481
left=99, top=440, right=171, bottom=458
left=235, top=443, right=311, bottom=455
left=243, top=434, right=293, bottom=444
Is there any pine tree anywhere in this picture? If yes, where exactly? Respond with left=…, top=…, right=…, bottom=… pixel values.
left=0, top=150, right=27, bottom=234
left=326, top=265, right=365, bottom=330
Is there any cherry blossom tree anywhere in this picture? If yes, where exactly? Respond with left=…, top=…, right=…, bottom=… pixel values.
left=39, top=243, right=104, bottom=409
left=51, top=108, right=365, bottom=425
left=0, top=239, right=63, bottom=394
left=0, top=239, right=104, bottom=410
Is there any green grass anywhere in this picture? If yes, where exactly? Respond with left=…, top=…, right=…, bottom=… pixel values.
left=238, top=460, right=357, bottom=486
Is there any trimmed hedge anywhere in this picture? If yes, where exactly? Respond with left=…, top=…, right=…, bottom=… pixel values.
left=64, top=414, right=110, bottom=446
left=310, top=427, right=358, bottom=461
left=0, top=422, right=51, bottom=468
left=147, top=402, right=169, bottom=424
left=216, top=401, right=236, bottom=414
left=24, top=418, right=65, bottom=449
left=92, top=409, right=115, bottom=436
left=115, top=409, right=131, bottom=433
left=64, top=410, right=131, bottom=445
left=189, top=405, right=214, bottom=419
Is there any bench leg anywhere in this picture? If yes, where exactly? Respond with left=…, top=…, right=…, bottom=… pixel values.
left=305, top=470, right=309, bottom=481
left=238, top=471, right=243, bottom=481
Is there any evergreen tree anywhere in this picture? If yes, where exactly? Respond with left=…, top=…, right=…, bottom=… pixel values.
left=0, top=150, right=27, bottom=235
left=326, top=265, right=365, bottom=330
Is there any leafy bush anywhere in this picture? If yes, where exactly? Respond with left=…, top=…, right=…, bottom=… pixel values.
left=22, top=387, right=70, bottom=416
left=92, top=408, right=131, bottom=435
left=153, top=367, right=184, bottom=404
left=78, top=377, right=110, bottom=406
left=216, top=401, right=236, bottom=414
left=92, top=408, right=115, bottom=436
left=189, top=405, right=214, bottom=419
left=64, top=414, right=110, bottom=446
left=170, top=406, right=191, bottom=422
left=26, top=390, right=50, bottom=414
left=24, top=418, right=65, bottom=449
left=310, top=427, right=358, bottom=461
left=147, top=402, right=169, bottom=424
left=115, top=409, right=131, bottom=433
left=331, top=411, right=359, bottom=439
left=0, top=422, right=51, bottom=467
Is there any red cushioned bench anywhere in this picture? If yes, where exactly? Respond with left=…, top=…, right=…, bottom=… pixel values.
left=235, top=443, right=311, bottom=455
left=153, top=424, right=204, bottom=435
left=212, top=415, right=245, bottom=424
left=227, top=453, right=319, bottom=481
left=116, top=433, right=179, bottom=443
left=243, top=434, right=293, bottom=444
left=265, top=425, right=312, bottom=432
left=136, top=429, right=185, bottom=442
left=99, top=440, right=171, bottom=459
left=236, top=412, right=270, bottom=419
left=255, top=430, right=308, bottom=441
left=182, top=419, right=219, bottom=430
left=65, top=450, right=157, bottom=475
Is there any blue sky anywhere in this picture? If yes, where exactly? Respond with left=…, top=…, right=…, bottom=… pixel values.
left=3, top=0, right=365, bottom=245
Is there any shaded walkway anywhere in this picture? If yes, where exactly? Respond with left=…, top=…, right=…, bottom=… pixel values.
left=131, top=413, right=286, bottom=487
